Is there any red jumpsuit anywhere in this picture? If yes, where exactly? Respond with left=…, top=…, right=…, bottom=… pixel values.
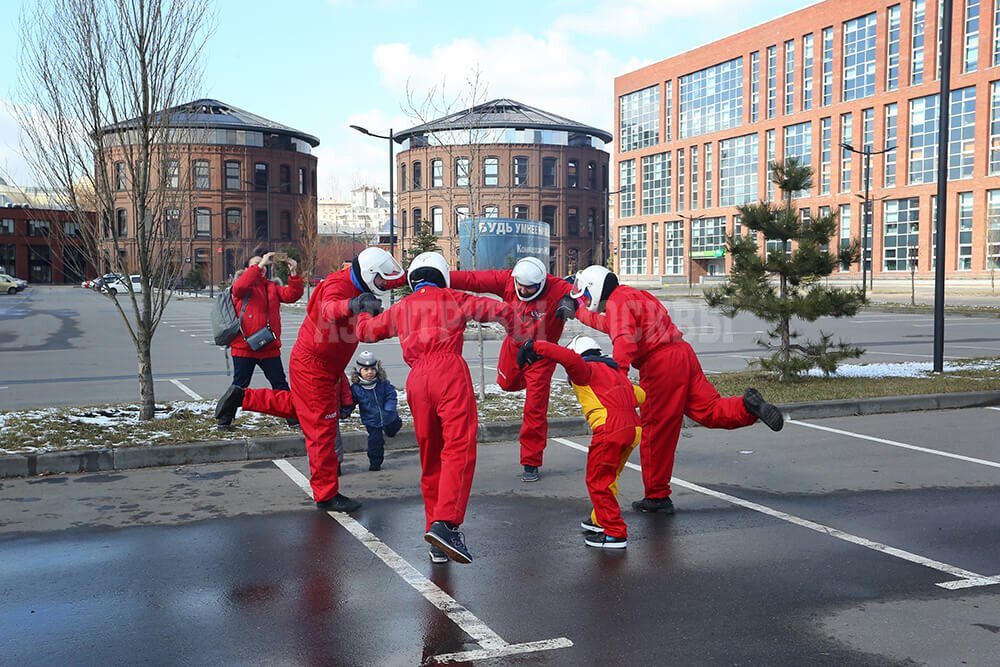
left=355, top=285, right=514, bottom=530
left=532, top=341, right=643, bottom=539
left=449, top=270, right=573, bottom=467
left=239, top=267, right=403, bottom=504
left=576, top=286, right=757, bottom=500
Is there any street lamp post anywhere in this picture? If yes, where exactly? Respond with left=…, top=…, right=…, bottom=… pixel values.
left=840, top=142, right=893, bottom=301
left=350, top=125, right=395, bottom=261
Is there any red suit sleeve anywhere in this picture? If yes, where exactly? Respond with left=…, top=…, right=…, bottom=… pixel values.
left=355, top=309, right=396, bottom=343
left=449, top=270, right=510, bottom=297
left=318, top=278, right=356, bottom=324
left=279, top=274, right=305, bottom=303
left=231, top=265, right=262, bottom=299
left=575, top=306, right=609, bottom=333
left=453, top=291, right=515, bottom=333
left=340, top=372, right=353, bottom=407
left=606, top=301, right=640, bottom=370
left=533, top=340, right=592, bottom=385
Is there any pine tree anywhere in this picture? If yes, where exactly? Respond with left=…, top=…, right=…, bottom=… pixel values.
left=705, top=157, right=866, bottom=381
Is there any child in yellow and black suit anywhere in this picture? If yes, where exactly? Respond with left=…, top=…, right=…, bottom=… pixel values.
left=518, top=335, right=645, bottom=548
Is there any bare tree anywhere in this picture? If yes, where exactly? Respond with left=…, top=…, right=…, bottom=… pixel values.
left=296, top=195, right=320, bottom=299
left=15, top=0, right=214, bottom=419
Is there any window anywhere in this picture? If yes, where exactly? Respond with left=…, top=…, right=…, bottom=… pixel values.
left=680, top=57, right=744, bottom=138
left=862, top=107, right=874, bottom=152
left=483, top=205, right=499, bottom=218
left=400, top=210, right=407, bottom=237
left=665, top=80, right=673, bottom=142
left=619, top=224, right=647, bottom=275
left=677, top=148, right=685, bottom=211
left=691, top=217, right=726, bottom=255
left=884, top=104, right=898, bottom=187
left=567, top=207, right=579, bottom=236
left=883, top=198, right=920, bottom=271
left=767, top=45, right=778, bottom=120
left=254, top=162, right=268, bottom=191
left=750, top=51, right=760, bottom=123
left=587, top=208, right=596, bottom=237
left=719, top=134, right=758, bottom=206
left=225, top=208, right=241, bottom=239
left=586, top=162, right=596, bottom=190
left=652, top=222, right=660, bottom=274
left=958, top=192, right=973, bottom=269
left=0, top=243, right=15, bottom=274
left=431, top=159, right=443, bottom=187
left=194, top=160, right=210, bottom=189
left=642, top=152, right=671, bottom=215
left=455, top=206, right=470, bottom=233
left=513, top=205, right=529, bottom=219
left=412, top=208, right=422, bottom=233
left=225, top=161, right=241, bottom=190
left=0, top=218, right=13, bottom=235
left=399, top=164, right=407, bottom=192
left=994, top=1, right=1000, bottom=66
left=115, top=161, right=126, bottom=191
left=839, top=204, right=853, bottom=272
left=949, top=87, right=976, bottom=180
left=784, top=122, right=812, bottom=198
left=512, top=156, right=528, bottom=186
left=412, top=161, right=422, bottom=190
left=166, top=209, right=180, bottom=238
left=567, top=159, right=579, bottom=188
left=542, top=157, right=557, bottom=187
left=909, top=93, right=938, bottom=184
left=991, top=82, right=1000, bottom=175
left=784, top=40, right=795, bottom=115
left=453, top=158, right=469, bottom=188
left=483, top=157, right=499, bottom=187
left=840, top=113, right=853, bottom=192
left=690, top=145, right=699, bottom=210
left=431, top=207, right=443, bottom=234
left=885, top=5, right=901, bottom=90
left=665, top=221, right=684, bottom=275
left=820, top=117, right=832, bottom=194
left=802, top=34, right=814, bottom=111
left=163, top=159, right=179, bottom=189
left=912, top=0, right=926, bottom=85
left=964, top=0, right=980, bottom=73
left=254, top=209, right=268, bottom=240
left=279, top=211, right=291, bottom=240
left=115, top=209, right=127, bottom=237
left=765, top=130, right=775, bottom=200
left=542, top=206, right=557, bottom=230
left=30, top=219, right=51, bottom=237
left=822, top=27, right=834, bottom=106
left=195, top=208, right=210, bottom=237
left=987, top=190, right=1000, bottom=269
left=280, top=165, right=291, bottom=193
left=299, top=167, right=307, bottom=195
left=842, top=12, right=877, bottom=101
left=620, top=85, right=660, bottom=151
left=619, top=159, right=636, bottom=219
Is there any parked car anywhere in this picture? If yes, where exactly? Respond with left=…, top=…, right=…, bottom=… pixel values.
left=0, top=273, right=21, bottom=294
left=0, top=273, right=27, bottom=291
left=101, top=274, right=142, bottom=295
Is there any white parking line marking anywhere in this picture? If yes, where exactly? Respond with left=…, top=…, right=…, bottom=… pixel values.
left=986, top=407, right=1000, bottom=412
left=787, top=420, right=1000, bottom=469
left=552, top=437, right=999, bottom=589
left=167, top=379, right=202, bottom=400
left=272, top=459, right=573, bottom=663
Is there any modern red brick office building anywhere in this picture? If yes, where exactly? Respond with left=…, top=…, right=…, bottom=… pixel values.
left=99, top=99, right=318, bottom=284
left=394, top=99, right=612, bottom=275
left=0, top=205, right=93, bottom=284
left=614, top=0, right=1000, bottom=285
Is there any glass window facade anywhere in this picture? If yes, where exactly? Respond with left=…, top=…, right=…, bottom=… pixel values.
left=883, top=198, right=920, bottom=271
left=766, top=46, right=777, bottom=120
left=641, top=152, right=671, bottom=215
left=822, top=27, right=834, bottom=106
left=665, top=81, right=673, bottom=143
left=991, top=81, right=1000, bottom=175
left=677, top=149, right=685, bottom=212
left=784, top=40, right=795, bottom=115
left=802, top=34, right=814, bottom=111
left=909, top=93, right=938, bottom=184
left=619, top=159, right=636, bottom=218
left=958, top=191, right=973, bottom=269
left=988, top=190, right=1000, bottom=269
left=766, top=129, right=775, bottom=201
left=912, top=0, right=926, bottom=85
left=964, top=0, right=980, bottom=72
left=840, top=113, right=853, bottom=193
left=884, top=103, right=898, bottom=188
left=679, top=57, right=744, bottom=139
left=949, top=87, right=976, bottom=181
left=619, top=224, right=647, bottom=275
left=784, top=122, right=812, bottom=198
left=750, top=51, right=760, bottom=123
left=620, top=85, right=660, bottom=152
left=652, top=222, right=660, bottom=274
left=994, top=2, right=1000, bottom=67
left=839, top=204, right=852, bottom=272
left=887, top=5, right=901, bottom=90
left=691, top=216, right=726, bottom=254
left=665, top=221, right=684, bottom=275
left=842, top=12, right=877, bottom=101
left=704, top=143, right=713, bottom=208
left=690, top=146, right=699, bottom=210
left=819, top=117, right=832, bottom=195
left=862, top=107, right=874, bottom=150
left=719, top=134, right=758, bottom=206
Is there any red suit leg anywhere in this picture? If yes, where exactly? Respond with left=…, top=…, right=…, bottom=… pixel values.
left=586, top=426, right=640, bottom=539
left=679, top=342, right=757, bottom=428
left=495, top=337, right=527, bottom=391
left=288, top=352, right=342, bottom=503
left=519, top=359, right=555, bottom=467
left=242, top=387, right=297, bottom=419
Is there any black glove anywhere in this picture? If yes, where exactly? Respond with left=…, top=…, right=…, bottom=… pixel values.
left=554, top=295, right=577, bottom=321
left=339, top=407, right=353, bottom=419
left=348, top=293, right=383, bottom=315
left=517, top=340, right=542, bottom=368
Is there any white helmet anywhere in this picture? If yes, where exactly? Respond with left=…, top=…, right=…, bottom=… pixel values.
left=407, top=252, right=450, bottom=289
left=567, top=335, right=602, bottom=357
left=511, top=257, right=546, bottom=302
left=353, top=247, right=405, bottom=296
left=570, top=265, right=619, bottom=312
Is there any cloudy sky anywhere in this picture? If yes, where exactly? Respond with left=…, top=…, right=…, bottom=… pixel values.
left=0, top=0, right=810, bottom=198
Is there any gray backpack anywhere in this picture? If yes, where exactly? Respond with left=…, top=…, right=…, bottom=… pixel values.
left=211, top=287, right=249, bottom=346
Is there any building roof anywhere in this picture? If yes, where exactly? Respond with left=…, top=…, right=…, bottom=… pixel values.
left=99, top=98, right=320, bottom=147
left=394, top=98, right=612, bottom=144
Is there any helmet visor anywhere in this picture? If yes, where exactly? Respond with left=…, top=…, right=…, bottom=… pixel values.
left=569, top=273, right=587, bottom=300
left=374, top=255, right=405, bottom=281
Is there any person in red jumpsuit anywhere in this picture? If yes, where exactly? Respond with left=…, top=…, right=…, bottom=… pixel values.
left=215, top=247, right=404, bottom=513
left=356, top=252, right=515, bottom=565
left=558, top=265, right=784, bottom=515
left=518, top=335, right=644, bottom=548
left=449, top=256, right=574, bottom=482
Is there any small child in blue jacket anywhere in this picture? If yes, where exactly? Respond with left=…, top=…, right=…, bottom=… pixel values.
left=349, top=350, right=403, bottom=471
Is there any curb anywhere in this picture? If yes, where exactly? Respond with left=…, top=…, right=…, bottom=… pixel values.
left=2, top=392, right=998, bottom=479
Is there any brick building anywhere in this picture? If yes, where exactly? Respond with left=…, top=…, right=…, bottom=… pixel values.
left=614, top=0, right=1000, bottom=285
left=99, top=99, right=318, bottom=284
left=394, top=99, right=612, bottom=275
left=0, top=204, right=93, bottom=284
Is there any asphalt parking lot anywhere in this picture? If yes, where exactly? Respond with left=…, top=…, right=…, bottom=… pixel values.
left=2, top=406, right=998, bottom=665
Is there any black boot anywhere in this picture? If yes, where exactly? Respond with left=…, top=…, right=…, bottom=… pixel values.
left=215, top=385, right=245, bottom=429
left=632, top=497, right=675, bottom=514
left=743, top=388, right=784, bottom=431
left=316, top=493, right=362, bottom=512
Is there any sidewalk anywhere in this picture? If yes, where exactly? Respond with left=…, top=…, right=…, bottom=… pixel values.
left=2, top=390, right=997, bottom=479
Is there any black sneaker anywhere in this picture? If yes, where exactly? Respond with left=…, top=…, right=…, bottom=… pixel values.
left=581, top=517, right=604, bottom=533
left=214, top=385, right=244, bottom=427
left=424, top=520, right=473, bottom=564
left=315, top=493, right=362, bottom=513
left=369, top=463, right=381, bottom=472
left=520, top=465, right=540, bottom=483
left=585, top=532, right=627, bottom=549
left=428, top=546, right=449, bottom=564
left=632, top=497, right=675, bottom=514
left=743, top=388, right=784, bottom=431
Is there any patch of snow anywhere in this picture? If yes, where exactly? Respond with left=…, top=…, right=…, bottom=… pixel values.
left=806, top=359, right=1000, bottom=378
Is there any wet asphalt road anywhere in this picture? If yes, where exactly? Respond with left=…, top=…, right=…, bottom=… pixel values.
left=3, top=286, right=1000, bottom=410
left=2, top=407, right=999, bottom=665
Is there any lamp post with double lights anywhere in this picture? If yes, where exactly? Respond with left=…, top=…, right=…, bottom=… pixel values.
left=349, top=125, right=396, bottom=261
left=840, top=141, right=893, bottom=301
left=677, top=212, right=706, bottom=290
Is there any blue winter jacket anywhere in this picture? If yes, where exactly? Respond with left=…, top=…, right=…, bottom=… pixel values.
left=350, top=379, right=400, bottom=429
